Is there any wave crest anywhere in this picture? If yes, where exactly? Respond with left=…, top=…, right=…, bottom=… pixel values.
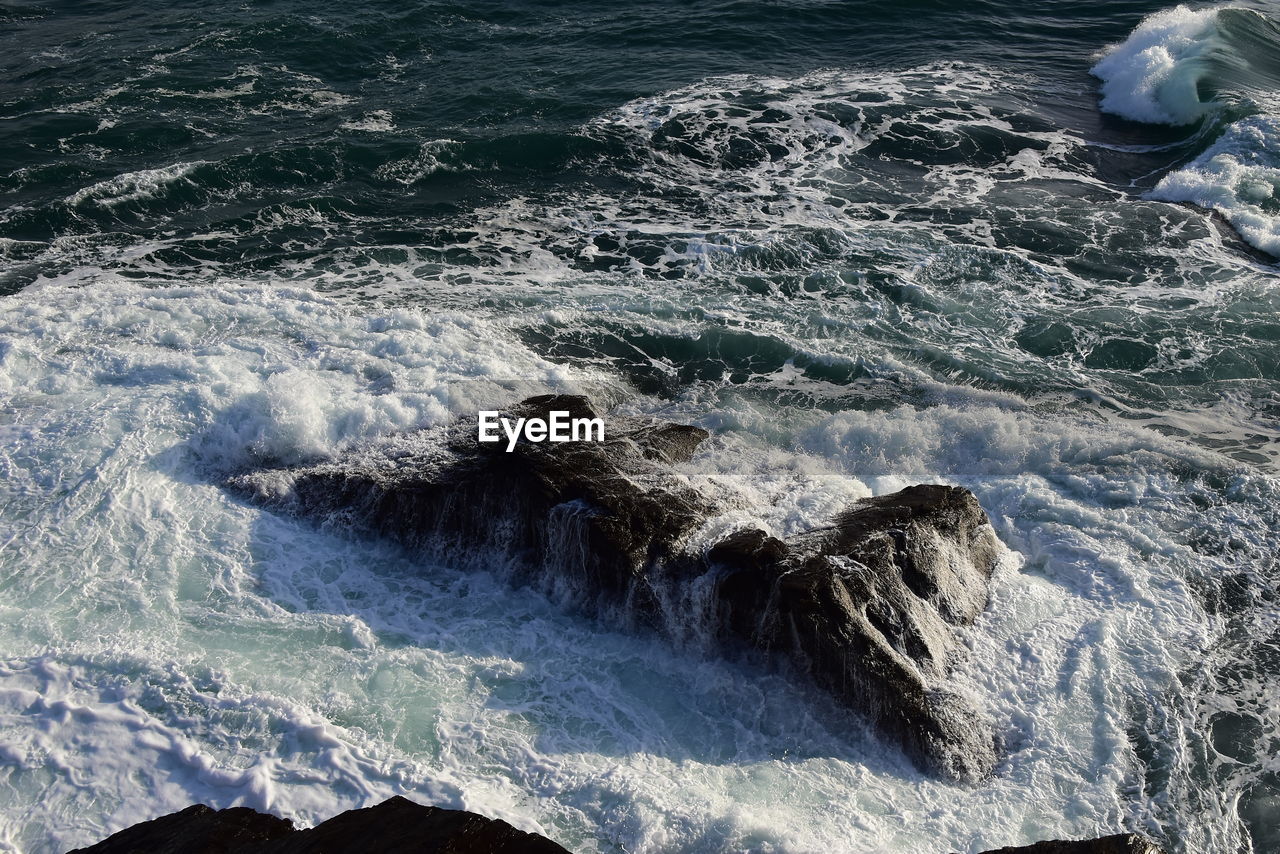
left=1091, top=5, right=1280, bottom=126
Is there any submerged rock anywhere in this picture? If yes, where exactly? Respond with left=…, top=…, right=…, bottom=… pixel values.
left=974, top=834, right=1166, bottom=854
left=227, top=395, right=1004, bottom=780
left=68, top=796, right=570, bottom=854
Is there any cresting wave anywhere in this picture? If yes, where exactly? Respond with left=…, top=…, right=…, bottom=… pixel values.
left=1092, top=4, right=1280, bottom=257
left=1093, top=5, right=1242, bottom=126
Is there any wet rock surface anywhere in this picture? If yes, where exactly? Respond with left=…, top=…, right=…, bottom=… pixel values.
left=227, top=395, right=1004, bottom=780
left=715, top=483, right=1002, bottom=781
left=67, top=796, right=570, bottom=854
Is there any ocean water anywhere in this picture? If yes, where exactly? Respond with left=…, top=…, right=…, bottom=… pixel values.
left=1, top=1, right=1279, bottom=852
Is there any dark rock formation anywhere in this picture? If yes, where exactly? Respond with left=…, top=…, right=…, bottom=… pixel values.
left=228, top=395, right=1003, bottom=780
left=68, top=804, right=291, bottom=853
left=974, top=834, right=1166, bottom=854
left=69, top=796, right=570, bottom=854
left=229, top=394, right=715, bottom=614
left=714, top=484, right=1001, bottom=782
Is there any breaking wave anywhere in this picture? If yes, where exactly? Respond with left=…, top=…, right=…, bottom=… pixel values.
left=1093, top=5, right=1280, bottom=257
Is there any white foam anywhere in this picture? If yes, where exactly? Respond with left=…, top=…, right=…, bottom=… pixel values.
left=1150, top=114, right=1280, bottom=255
left=0, top=279, right=581, bottom=469
left=341, top=110, right=396, bottom=132
left=66, top=161, right=207, bottom=208
left=374, top=140, right=461, bottom=185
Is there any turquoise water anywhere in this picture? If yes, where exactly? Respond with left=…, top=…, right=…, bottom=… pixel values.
left=1, top=2, right=1279, bottom=852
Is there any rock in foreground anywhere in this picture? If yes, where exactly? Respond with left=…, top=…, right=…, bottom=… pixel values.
left=67, top=804, right=291, bottom=853
left=69, top=796, right=570, bottom=854
left=68, top=800, right=1167, bottom=854
left=227, top=395, right=1004, bottom=780
left=975, top=834, right=1166, bottom=854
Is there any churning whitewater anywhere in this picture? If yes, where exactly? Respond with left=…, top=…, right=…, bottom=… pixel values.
left=1, top=2, right=1279, bottom=853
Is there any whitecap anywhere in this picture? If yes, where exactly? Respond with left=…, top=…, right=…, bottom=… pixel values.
left=1150, top=114, right=1280, bottom=255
